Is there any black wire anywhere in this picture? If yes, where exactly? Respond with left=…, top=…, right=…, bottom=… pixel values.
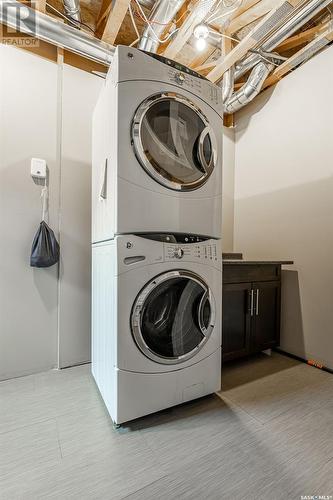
left=46, top=3, right=95, bottom=35
left=67, top=15, right=95, bottom=35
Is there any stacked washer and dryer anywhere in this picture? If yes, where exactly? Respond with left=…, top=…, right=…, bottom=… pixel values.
left=92, top=46, right=223, bottom=426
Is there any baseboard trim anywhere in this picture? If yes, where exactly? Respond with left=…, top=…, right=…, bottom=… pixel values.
left=274, top=348, right=333, bottom=374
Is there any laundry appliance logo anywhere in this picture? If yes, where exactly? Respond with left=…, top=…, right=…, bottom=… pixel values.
left=0, top=1, right=39, bottom=47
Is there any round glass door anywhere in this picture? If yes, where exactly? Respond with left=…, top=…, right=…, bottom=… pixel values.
left=132, top=93, right=217, bottom=191
left=131, top=271, right=216, bottom=365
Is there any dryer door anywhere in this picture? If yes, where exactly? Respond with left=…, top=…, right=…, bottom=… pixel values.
left=132, top=93, right=217, bottom=192
left=131, top=271, right=216, bottom=365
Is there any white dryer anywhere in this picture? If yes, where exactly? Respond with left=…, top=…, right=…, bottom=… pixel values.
left=92, top=233, right=222, bottom=425
left=92, top=46, right=223, bottom=243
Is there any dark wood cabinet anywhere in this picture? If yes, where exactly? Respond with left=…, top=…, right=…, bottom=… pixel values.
left=222, top=283, right=251, bottom=361
left=251, top=281, right=281, bottom=352
left=222, top=263, right=283, bottom=362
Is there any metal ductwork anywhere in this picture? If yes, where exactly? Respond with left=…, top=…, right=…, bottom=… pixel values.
left=222, top=67, right=235, bottom=104
left=0, top=0, right=114, bottom=65
left=235, top=0, right=332, bottom=80
left=137, top=0, right=156, bottom=7
left=63, top=0, right=81, bottom=23
left=138, top=0, right=187, bottom=53
left=224, top=62, right=273, bottom=114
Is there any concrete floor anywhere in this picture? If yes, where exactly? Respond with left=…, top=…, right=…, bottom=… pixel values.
left=1, top=352, right=333, bottom=499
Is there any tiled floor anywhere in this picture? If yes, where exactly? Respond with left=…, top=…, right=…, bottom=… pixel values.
left=1, top=353, right=333, bottom=499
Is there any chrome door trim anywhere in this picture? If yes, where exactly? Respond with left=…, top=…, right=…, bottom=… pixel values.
left=131, top=270, right=216, bottom=365
left=131, top=92, right=218, bottom=192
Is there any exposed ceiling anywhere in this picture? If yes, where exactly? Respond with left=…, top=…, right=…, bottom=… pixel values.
left=3, top=0, right=333, bottom=119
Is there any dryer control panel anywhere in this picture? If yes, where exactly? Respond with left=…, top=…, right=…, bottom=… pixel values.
left=165, top=68, right=220, bottom=107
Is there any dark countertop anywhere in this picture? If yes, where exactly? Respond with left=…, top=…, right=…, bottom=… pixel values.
left=223, top=260, right=294, bottom=265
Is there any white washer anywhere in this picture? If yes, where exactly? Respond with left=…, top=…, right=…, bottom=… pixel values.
left=92, top=233, right=222, bottom=425
left=92, top=46, right=223, bottom=243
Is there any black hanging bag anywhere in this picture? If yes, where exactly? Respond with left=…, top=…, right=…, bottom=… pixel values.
left=30, top=220, right=60, bottom=268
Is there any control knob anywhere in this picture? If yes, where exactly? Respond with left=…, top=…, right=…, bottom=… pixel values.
left=175, top=72, right=185, bottom=84
left=173, top=247, right=184, bottom=259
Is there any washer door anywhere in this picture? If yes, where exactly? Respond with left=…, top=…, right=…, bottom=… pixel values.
left=132, top=93, right=217, bottom=191
left=131, top=271, right=216, bottom=365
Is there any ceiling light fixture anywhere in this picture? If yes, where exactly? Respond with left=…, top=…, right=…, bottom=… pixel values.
left=194, top=23, right=209, bottom=51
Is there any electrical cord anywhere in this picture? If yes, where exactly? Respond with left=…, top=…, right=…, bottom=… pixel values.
left=133, top=0, right=179, bottom=44
left=206, top=0, right=243, bottom=24
left=208, top=29, right=240, bottom=43
left=46, top=2, right=95, bottom=34
left=129, top=3, right=140, bottom=47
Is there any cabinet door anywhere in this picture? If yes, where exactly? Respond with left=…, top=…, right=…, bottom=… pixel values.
left=252, top=281, right=281, bottom=352
left=222, top=283, right=252, bottom=361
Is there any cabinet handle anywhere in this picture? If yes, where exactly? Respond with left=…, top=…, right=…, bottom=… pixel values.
left=256, top=289, right=259, bottom=316
left=250, top=290, right=254, bottom=316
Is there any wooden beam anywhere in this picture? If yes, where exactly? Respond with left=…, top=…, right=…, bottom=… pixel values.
left=227, top=0, right=279, bottom=35
left=35, top=0, right=46, bottom=13
left=97, top=0, right=131, bottom=44
left=221, top=33, right=234, bottom=127
left=206, top=0, right=300, bottom=83
left=228, top=0, right=261, bottom=22
left=263, top=23, right=333, bottom=89
left=163, top=0, right=207, bottom=59
left=157, top=0, right=191, bottom=54
left=190, top=44, right=217, bottom=70
left=276, top=22, right=329, bottom=51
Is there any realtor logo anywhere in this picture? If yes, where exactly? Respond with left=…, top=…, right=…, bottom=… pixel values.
left=0, top=1, right=39, bottom=47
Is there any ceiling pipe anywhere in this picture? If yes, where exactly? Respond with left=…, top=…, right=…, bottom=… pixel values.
left=222, top=67, right=234, bottom=104
left=235, top=0, right=332, bottom=80
left=63, top=0, right=81, bottom=23
left=137, top=0, right=156, bottom=7
left=224, top=62, right=273, bottom=114
left=138, top=0, right=187, bottom=53
left=0, top=0, right=114, bottom=65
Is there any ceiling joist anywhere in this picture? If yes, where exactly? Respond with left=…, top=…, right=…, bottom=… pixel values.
left=206, top=0, right=300, bottom=82
left=226, top=0, right=279, bottom=35
left=163, top=0, right=209, bottom=59
left=263, top=22, right=333, bottom=89
left=276, top=21, right=330, bottom=51
left=97, top=0, right=131, bottom=44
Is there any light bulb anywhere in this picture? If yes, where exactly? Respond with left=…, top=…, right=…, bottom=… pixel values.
left=194, top=23, right=209, bottom=52
left=196, top=37, right=207, bottom=51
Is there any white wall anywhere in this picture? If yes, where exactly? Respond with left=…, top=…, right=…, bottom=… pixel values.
left=222, top=127, right=235, bottom=252
left=0, top=45, right=102, bottom=379
left=0, top=46, right=59, bottom=379
left=58, top=65, right=102, bottom=368
left=234, top=45, right=333, bottom=370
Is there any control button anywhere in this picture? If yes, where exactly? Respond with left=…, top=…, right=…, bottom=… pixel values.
left=175, top=72, right=185, bottom=84
left=174, top=248, right=184, bottom=259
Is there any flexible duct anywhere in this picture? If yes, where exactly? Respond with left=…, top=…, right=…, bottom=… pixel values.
left=235, top=0, right=332, bottom=80
left=0, top=0, right=114, bottom=65
left=224, top=62, right=273, bottom=114
left=138, top=0, right=156, bottom=7
left=63, top=0, right=81, bottom=23
left=222, top=67, right=234, bottom=104
left=138, top=0, right=186, bottom=53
